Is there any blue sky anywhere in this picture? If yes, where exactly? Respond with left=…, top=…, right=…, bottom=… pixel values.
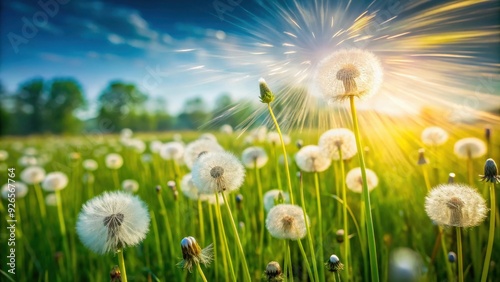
left=1, top=0, right=499, bottom=118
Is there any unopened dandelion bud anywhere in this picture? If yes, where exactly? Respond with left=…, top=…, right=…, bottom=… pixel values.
left=480, top=158, right=499, bottom=183
left=110, top=265, right=121, bottom=282
left=326, top=254, right=344, bottom=272
left=448, top=173, right=455, bottom=184
left=179, top=236, right=213, bottom=272
left=417, top=148, right=429, bottom=165
left=336, top=229, right=345, bottom=243
left=259, top=78, right=275, bottom=104
left=383, top=234, right=393, bottom=247
left=239, top=221, right=245, bottom=231
left=485, top=127, right=491, bottom=143
left=265, top=261, right=283, bottom=281
left=296, top=139, right=303, bottom=149
left=173, top=190, right=178, bottom=201
left=296, top=171, right=302, bottom=179
left=168, top=180, right=176, bottom=190
left=448, top=251, right=457, bottom=263
left=155, top=185, right=162, bottom=194
left=236, top=194, right=244, bottom=209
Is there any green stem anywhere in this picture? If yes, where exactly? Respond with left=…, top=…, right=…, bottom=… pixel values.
left=349, top=96, right=379, bottom=281
left=198, top=199, right=205, bottom=246
left=33, top=183, right=46, bottom=218
left=255, top=162, right=265, bottom=273
left=299, top=173, right=320, bottom=282
left=457, top=227, right=463, bottom=282
left=158, top=194, right=175, bottom=258
left=214, top=195, right=236, bottom=282
left=314, top=172, right=325, bottom=281
left=339, top=152, right=350, bottom=281
left=112, top=169, right=120, bottom=189
left=208, top=203, right=221, bottom=282
left=267, top=103, right=295, bottom=204
left=438, top=227, right=455, bottom=282
left=117, top=249, right=128, bottom=282
left=422, top=166, right=431, bottom=192
left=286, top=240, right=294, bottom=282
left=220, top=192, right=252, bottom=282
left=481, top=183, right=496, bottom=282
left=55, top=190, right=66, bottom=236
left=150, top=211, right=164, bottom=271
left=196, top=262, right=208, bottom=282
left=297, top=240, right=314, bottom=281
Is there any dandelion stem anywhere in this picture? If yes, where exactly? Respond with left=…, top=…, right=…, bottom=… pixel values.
left=117, top=249, right=128, bottom=282
left=214, top=195, right=236, bottom=282
left=339, top=150, right=351, bottom=281
left=220, top=192, right=252, bottom=282
left=33, top=183, right=46, bottom=219
left=198, top=199, right=205, bottom=246
left=456, top=227, right=463, bottom=282
left=267, top=103, right=295, bottom=204
left=112, top=169, right=120, bottom=189
left=150, top=211, right=164, bottom=271
left=196, top=262, right=208, bottom=282
left=286, top=240, right=294, bottom=282
left=422, top=166, right=431, bottom=192
left=255, top=161, right=265, bottom=274
left=349, top=96, right=379, bottom=281
left=299, top=173, right=320, bottom=282
left=157, top=194, right=175, bottom=259
left=297, top=239, right=314, bottom=281
left=438, top=227, right=455, bottom=282
left=481, top=182, right=496, bottom=282
left=314, top=172, right=325, bottom=281
left=208, top=203, right=221, bottom=282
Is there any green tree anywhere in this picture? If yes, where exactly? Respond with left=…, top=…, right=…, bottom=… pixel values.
left=15, top=78, right=45, bottom=134
left=0, top=82, right=9, bottom=135
left=176, top=97, right=211, bottom=129
left=46, top=78, right=86, bottom=134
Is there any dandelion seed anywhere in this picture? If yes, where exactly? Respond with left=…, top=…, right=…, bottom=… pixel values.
left=122, top=179, right=139, bottom=193
left=264, top=261, right=283, bottom=282
left=105, top=154, right=124, bottom=169
left=295, top=145, right=331, bottom=172
left=454, top=137, right=487, bottom=159
left=41, top=172, right=68, bottom=192
left=424, top=184, right=487, bottom=227
left=318, top=128, right=357, bottom=160
left=178, top=236, right=213, bottom=272
left=76, top=191, right=150, bottom=254
left=2, top=182, right=28, bottom=199
left=191, top=151, right=245, bottom=194
left=421, top=126, right=449, bottom=146
left=480, top=158, right=499, bottom=183
left=83, top=159, right=98, bottom=171
left=345, top=167, right=379, bottom=193
left=241, top=146, right=269, bottom=169
left=264, top=189, right=290, bottom=212
left=266, top=204, right=307, bottom=240
left=20, top=166, right=46, bottom=185
left=326, top=254, right=344, bottom=272
left=184, top=139, right=224, bottom=169
left=315, top=49, right=382, bottom=102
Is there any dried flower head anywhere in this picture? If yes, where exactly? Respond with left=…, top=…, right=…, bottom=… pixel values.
left=259, top=78, right=275, bottom=103
left=315, top=49, right=383, bottom=102
left=105, top=153, right=123, bottom=169
left=83, top=159, right=98, bottom=171
left=266, top=204, right=308, bottom=240
left=76, top=191, right=150, bottom=254
left=2, top=182, right=28, bottom=199
left=318, top=128, right=357, bottom=160
left=241, top=146, right=269, bottom=169
left=454, top=137, right=487, bottom=159
left=345, top=167, right=379, bottom=193
left=184, top=139, right=224, bottom=169
left=480, top=158, right=499, bottom=183
left=295, top=145, right=332, bottom=172
left=122, top=179, right=139, bottom=193
left=178, top=236, right=213, bottom=272
left=264, top=189, right=290, bottom=212
left=421, top=127, right=449, bottom=146
left=425, top=184, right=487, bottom=227
left=326, top=254, right=344, bottom=272
left=264, top=261, right=283, bottom=282
left=191, top=151, right=245, bottom=194
left=20, top=166, right=46, bottom=185
left=41, top=172, right=69, bottom=192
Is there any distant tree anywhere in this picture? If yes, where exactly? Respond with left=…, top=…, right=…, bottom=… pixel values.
left=176, top=97, right=211, bottom=129
left=0, top=82, right=9, bottom=135
left=46, top=78, right=86, bottom=134
left=97, top=81, right=147, bottom=132
left=15, top=78, right=45, bottom=134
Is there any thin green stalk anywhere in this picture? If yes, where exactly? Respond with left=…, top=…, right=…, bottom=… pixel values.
left=273, top=146, right=283, bottom=191
left=422, top=166, right=431, bottom=192
left=55, top=190, right=66, bottom=236
left=196, top=263, right=208, bottom=282
left=457, top=227, right=463, bottom=282
left=481, top=183, right=496, bottom=282
left=112, top=169, right=120, bottom=189
left=150, top=211, right=164, bottom=271
left=208, top=203, right=221, bottom=282
left=299, top=173, right=320, bottom=282
left=117, top=249, right=128, bottom=282
left=255, top=161, right=265, bottom=273
left=198, top=199, right=205, bottom=246
left=286, top=240, right=294, bottom=282
left=267, top=103, right=295, bottom=204
left=349, top=96, right=379, bottom=281
left=157, top=194, right=175, bottom=259
left=33, top=183, right=46, bottom=219
left=339, top=150, right=351, bottom=281
left=214, top=195, right=236, bottom=282
left=314, top=172, right=325, bottom=281
left=438, top=227, right=455, bottom=282
left=297, top=240, right=314, bottom=281
left=220, top=192, right=252, bottom=282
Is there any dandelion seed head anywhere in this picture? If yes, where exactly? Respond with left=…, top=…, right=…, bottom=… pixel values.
left=242, top=146, right=269, bottom=169
left=425, top=183, right=487, bottom=227
left=184, top=139, right=224, bottom=169
left=149, top=140, right=163, bottom=154
left=76, top=191, right=150, bottom=254
left=318, top=128, right=357, bottom=160
left=200, top=133, right=218, bottom=143
left=41, top=172, right=68, bottom=192
left=265, top=261, right=283, bottom=281
left=20, top=166, right=46, bottom=185
left=454, top=137, right=487, bottom=159
left=2, top=182, right=28, bottom=199
left=83, top=159, right=98, bottom=171
left=160, top=142, right=185, bottom=161
left=264, top=189, right=290, bottom=212
left=121, top=179, right=139, bottom=193
left=45, top=193, right=58, bottom=206
left=295, top=145, right=331, bottom=172
left=421, top=126, right=448, bottom=146
left=18, top=155, right=38, bottom=167
left=345, top=167, right=379, bottom=193
left=181, top=173, right=205, bottom=201
left=105, top=153, right=123, bottom=169
left=0, top=150, right=9, bottom=161
left=266, top=204, right=307, bottom=240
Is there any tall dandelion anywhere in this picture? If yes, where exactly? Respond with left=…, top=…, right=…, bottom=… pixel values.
left=454, top=137, right=487, bottom=185
left=105, top=153, right=123, bottom=188
left=76, top=191, right=150, bottom=282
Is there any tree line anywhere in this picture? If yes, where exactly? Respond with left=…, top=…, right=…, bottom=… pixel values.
left=0, top=78, right=257, bottom=136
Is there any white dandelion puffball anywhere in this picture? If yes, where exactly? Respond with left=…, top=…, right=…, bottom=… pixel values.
left=105, top=153, right=123, bottom=169
left=454, top=137, right=487, bottom=159
left=149, top=140, right=163, bottom=154
left=318, top=128, right=357, bottom=160
left=41, top=172, right=69, bottom=192
left=241, top=146, right=269, bottom=169
left=24, top=147, right=37, bottom=156
left=83, top=159, right=98, bottom=171
left=184, top=139, right=224, bottom=169
left=421, top=127, right=449, bottom=146
left=160, top=142, right=185, bottom=161
left=122, top=179, right=139, bottom=193
left=425, top=184, right=487, bottom=227
left=220, top=124, right=233, bottom=134
left=126, top=139, right=146, bottom=154
left=45, top=193, right=58, bottom=206
left=250, top=126, right=268, bottom=143
left=295, top=145, right=332, bottom=172
left=191, top=151, right=245, bottom=194
left=76, top=191, right=150, bottom=254
left=200, top=133, right=218, bottom=143
left=181, top=173, right=205, bottom=201
left=345, top=167, right=379, bottom=193
left=2, top=182, right=28, bottom=199
left=20, top=166, right=46, bottom=185
left=268, top=132, right=291, bottom=146
left=120, top=128, right=133, bottom=139
left=266, top=204, right=308, bottom=240
left=18, top=155, right=38, bottom=167
left=0, top=150, right=8, bottom=161
left=315, top=49, right=383, bottom=102
left=264, top=189, right=290, bottom=212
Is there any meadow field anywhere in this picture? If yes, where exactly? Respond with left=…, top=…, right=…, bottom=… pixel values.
left=0, top=116, right=498, bottom=282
